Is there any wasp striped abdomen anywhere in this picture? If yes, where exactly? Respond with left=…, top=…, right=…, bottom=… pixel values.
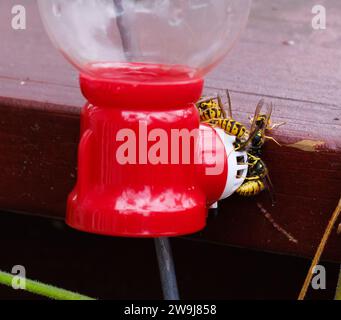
left=200, top=107, right=223, bottom=122
left=236, top=180, right=265, bottom=197
left=216, top=119, right=247, bottom=138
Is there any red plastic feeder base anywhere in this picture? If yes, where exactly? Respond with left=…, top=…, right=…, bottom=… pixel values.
left=66, top=64, right=228, bottom=238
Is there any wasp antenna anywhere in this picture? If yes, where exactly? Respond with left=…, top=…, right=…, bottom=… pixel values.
left=225, top=89, right=233, bottom=118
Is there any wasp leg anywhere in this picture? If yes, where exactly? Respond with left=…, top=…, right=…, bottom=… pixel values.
left=244, top=176, right=260, bottom=181
left=265, top=135, right=282, bottom=146
left=268, top=121, right=286, bottom=130
left=201, top=119, right=219, bottom=127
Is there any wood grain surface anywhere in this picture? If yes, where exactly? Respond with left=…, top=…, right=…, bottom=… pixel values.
left=0, top=0, right=340, bottom=260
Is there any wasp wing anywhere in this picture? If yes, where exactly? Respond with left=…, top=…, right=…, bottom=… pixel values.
left=225, top=89, right=233, bottom=119
left=216, top=94, right=227, bottom=119
left=250, top=98, right=265, bottom=133
left=235, top=99, right=265, bottom=151
left=260, top=102, right=273, bottom=137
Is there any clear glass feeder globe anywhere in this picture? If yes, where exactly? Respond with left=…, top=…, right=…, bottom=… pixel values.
left=38, top=0, right=252, bottom=83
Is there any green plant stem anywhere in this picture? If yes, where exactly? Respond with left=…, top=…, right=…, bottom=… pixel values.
left=0, top=270, right=96, bottom=300
left=335, top=267, right=341, bottom=300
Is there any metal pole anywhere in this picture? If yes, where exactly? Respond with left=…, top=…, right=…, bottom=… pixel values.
left=154, top=238, right=180, bottom=300
left=113, top=0, right=141, bottom=60
left=112, top=1, right=180, bottom=301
